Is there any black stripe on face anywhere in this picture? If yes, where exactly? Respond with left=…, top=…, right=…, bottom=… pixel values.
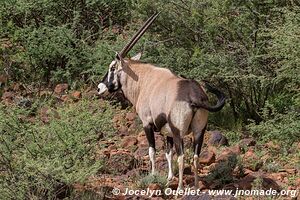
left=107, top=71, right=115, bottom=92
left=101, top=72, right=108, bottom=84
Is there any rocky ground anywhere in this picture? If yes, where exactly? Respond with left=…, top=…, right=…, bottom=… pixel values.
left=1, top=83, right=299, bottom=200
left=73, top=111, right=300, bottom=200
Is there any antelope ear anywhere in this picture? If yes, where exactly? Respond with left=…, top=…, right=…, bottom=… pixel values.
left=131, top=52, right=142, bottom=61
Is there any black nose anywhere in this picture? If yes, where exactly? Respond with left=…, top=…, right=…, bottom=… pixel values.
left=97, top=88, right=100, bottom=93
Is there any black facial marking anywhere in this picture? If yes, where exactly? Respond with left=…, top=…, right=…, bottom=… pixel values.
left=107, top=71, right=115, bottom=92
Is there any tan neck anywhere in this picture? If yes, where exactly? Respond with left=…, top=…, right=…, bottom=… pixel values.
left=120, top=60, right=152, bottom=107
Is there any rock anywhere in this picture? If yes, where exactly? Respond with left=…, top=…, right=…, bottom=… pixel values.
left=217, top=145, right=242, bottom=162
left=126, top=112, right=136, bottom=121
left=235, top=173, right=281, bottom=191
left=243, top=148, right=263, bottom=171
left=270, top=172, right=288, bottom=182
left=148, top=183, right=161, bottom=191
left=199, top=150, right=216, bottom=165
left=208, top=130, right=228, bottom=146
left=121, top=136, right=138, bottom=148
left=71, top=91, right=81, bottom=99
left=106, top=150, right=136, bottom=174
left=239, top=138, right=256, bottom=147
left=54, top=83, right=68, bottom=95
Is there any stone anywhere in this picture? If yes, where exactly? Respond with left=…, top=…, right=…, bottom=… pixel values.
left=121, top=136, right=138, bottom=148
left=217, top=145, right=242, bottom=162
left=235, top=173, right=280, bottom=191
left=54, top=83, right=68, bottom=95
left=207, top=130, right=228, bottom=146
left=199, top=150, right=216, bottom=165
left=71, top=91, right=81, bottom=99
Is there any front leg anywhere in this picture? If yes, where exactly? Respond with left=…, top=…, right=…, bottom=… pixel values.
left=165, top=136, right=174, bottom=182
left=144, top=124, right=156, bottom=175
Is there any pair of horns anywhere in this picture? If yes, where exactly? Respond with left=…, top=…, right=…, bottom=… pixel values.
left=119, top=12, right=160, bottom=58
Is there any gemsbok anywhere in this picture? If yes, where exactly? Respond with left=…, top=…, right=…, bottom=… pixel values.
left=97, top=13, right=225, bottom=190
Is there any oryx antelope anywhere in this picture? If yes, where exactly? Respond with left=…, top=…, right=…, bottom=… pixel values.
left=97, top=13, right=225, bottom=190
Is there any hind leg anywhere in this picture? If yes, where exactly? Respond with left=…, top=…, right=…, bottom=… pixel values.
left=191, top=109, right=208, bottom=188
left=165, top=136, right=174, bottom=182
left=144, top=124, right=156, bottom=175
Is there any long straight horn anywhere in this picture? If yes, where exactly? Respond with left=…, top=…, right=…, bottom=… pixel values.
left=119, top=12, right=159, bottom=58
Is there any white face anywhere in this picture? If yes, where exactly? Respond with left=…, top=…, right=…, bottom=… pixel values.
left=97, top=82, right=109, bottom=96
left=107, top=59, right=122, bottom=92
left=97, top=59, right=122, bottom=96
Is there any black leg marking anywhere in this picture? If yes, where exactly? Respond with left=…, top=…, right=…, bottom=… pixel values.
left=144, top=124, right=155, bottom=149
left=193, top=125, right=207, bottom=156
left=174, top=137, right=184, bottom=156
left=166, top=136, right=173, bottom=154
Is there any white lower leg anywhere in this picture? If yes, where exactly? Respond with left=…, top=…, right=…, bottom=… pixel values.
left=177, top=154, right=184, bottom=190
left=149, top=147, right=156, bottom=175
left=165, top=149, right=173, bottom=181
left=193, top=155, right=199, bottom=188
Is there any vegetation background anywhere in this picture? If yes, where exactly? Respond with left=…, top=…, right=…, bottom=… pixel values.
left=0, top=0, right=299, bottom=199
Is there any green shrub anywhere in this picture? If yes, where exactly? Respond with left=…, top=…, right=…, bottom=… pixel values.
left=0, top=100, right=115, bottom=199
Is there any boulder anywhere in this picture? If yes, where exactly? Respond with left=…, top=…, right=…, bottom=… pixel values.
left=199, top=150, right=216, bottom=165
left=208, top=130, right=228, bottom=146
